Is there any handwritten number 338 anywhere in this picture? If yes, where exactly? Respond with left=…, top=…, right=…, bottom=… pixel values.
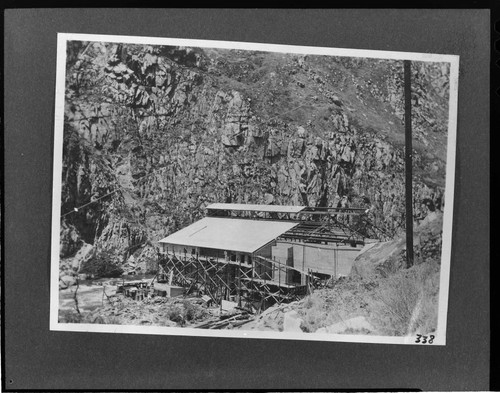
left=415, top=334, right=434, bottom=344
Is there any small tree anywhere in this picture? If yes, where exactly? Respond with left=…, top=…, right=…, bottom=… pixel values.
left=80, top=249, right=123, bottom=278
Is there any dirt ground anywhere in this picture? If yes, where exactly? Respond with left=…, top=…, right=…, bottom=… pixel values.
left=59, top=284, right=118, bottom=313
left=59, top=254, right=439, bottom=337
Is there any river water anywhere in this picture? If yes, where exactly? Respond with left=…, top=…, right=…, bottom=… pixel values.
left=59, top=273, right=156, bottom=314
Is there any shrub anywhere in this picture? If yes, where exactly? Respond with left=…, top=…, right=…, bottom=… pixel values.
left=163, top=300, right=209, bottom=326
left=298, top=293, right=335, bottom=333
left=376, top=253, right=405, bottom=278
left=182, top=299, right=208, bottom=321
left=59, top=309, right=84, bottom=323
left=368, top=260, right=440, bottom=336
left=167, top=305, right=185, bottom=325
left=80, top=250, right=124, bottom=278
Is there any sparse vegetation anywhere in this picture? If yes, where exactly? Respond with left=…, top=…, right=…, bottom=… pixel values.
left=293, top=258, right=440, bottom=336
left=182, top=299, right=208, bottom=322
left=80, top=250, right=124, bottom=278
left=58, top=309, right=84, bottom=323
left=369, top=260, right=440, bottom=336
left=67, top=295, right=211, bottom=327
left=297, top=278, right=375, bottom=333
left=297, top=294, right=339, bottom=332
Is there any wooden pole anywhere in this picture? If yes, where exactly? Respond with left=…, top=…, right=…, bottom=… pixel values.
left=238, top=255, right=242, bottom=307
left=251, top=254, right=254, bottom=306
left=226, top=259, right=229, bottom=301
left=219, top=284, right=223, bottom=313
left=404, top=59, right=414, bottom=268
left=216, top=252, right=219, bottom=301
left=278, top=261, right=282, bottom=306
left=334, top=249, right=337, bottom=279
left=157, top=252, right=160, bottom=279
left=278, top=260, right=281, bottom=289
left=196, top=253, right=199, bottom=292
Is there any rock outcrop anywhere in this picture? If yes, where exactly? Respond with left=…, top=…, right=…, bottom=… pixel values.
left=351, top=211, right=444, bottom=280
left=60, top=43, right=450, bottom=275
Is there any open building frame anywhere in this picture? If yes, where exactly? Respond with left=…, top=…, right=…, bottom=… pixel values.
left=157, top=203, right=369, bottom=312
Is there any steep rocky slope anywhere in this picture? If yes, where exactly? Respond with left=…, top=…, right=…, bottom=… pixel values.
left=60, top=41, right=450, bottom=274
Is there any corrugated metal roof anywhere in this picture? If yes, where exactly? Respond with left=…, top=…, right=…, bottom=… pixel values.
left=158, top=217, right=299, bottom=253
left=206, top=203, right=306, bottom=214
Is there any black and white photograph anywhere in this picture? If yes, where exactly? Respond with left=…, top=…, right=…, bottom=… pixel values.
left=50, top=33, right=458, bottom=345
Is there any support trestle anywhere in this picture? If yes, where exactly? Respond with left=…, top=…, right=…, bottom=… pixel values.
left=157, top=252, right=316, bottom=312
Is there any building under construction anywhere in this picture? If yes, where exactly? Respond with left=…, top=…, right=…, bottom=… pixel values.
left=156, top=203, right=369, bottom=312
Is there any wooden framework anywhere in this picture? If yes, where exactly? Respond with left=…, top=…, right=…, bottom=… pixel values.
left=207, top=205, right=366, bottom=245
left=207, top=205, right=366, bottom=220
left=156, top=250, right=315, bottom=313
left=156, top=203, right=370, bottom=312
left=282, top=221, right=364, bottom=245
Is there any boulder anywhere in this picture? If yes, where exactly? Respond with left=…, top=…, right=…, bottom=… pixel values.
left=350, top=238, right=405, bottom=279
left=59, top=275, right=77, bottom=289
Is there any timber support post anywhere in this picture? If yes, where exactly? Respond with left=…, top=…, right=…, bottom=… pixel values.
left=404, top=59, right=414, bottom=268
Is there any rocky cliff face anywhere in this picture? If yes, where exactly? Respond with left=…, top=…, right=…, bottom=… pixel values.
left=60, top=42, right=450, bottom=273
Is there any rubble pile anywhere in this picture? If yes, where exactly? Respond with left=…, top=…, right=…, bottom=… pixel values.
left=60, top=286, right=254, bottom=329
left=61, top=294, right=209, bottom=327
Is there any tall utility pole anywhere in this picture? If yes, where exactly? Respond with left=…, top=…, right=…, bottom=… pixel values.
left=404, top=60, right=414, bottom=268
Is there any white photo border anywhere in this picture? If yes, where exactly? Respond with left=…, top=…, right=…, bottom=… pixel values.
left=50, top=32, right=459, bottom=346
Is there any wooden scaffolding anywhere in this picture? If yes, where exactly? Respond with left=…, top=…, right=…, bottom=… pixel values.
left=156, top=250, right=315, bottom=313
left=156, top=203, right=369, bottom=312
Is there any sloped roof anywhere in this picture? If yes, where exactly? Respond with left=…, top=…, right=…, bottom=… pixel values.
left=158, top=217, right=298, bottom=253
left=206, top=203, right=306, bottom=214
